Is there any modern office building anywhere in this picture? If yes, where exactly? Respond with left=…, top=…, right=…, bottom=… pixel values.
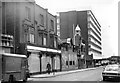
left=59, top=10, right=102, bottom=67
left=0, top=0, right=61, bottom=74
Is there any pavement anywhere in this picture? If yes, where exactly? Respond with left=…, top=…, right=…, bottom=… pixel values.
left=30, top=67, right=102, bottom=78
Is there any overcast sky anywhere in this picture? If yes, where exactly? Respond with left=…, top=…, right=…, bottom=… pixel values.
left=35, top=0, right=118, bottom=58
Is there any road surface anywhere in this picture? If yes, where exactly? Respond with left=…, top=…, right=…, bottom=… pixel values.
left=28, top=67, right=103, bottom=81
left=27, top=66, right=120, bottom=82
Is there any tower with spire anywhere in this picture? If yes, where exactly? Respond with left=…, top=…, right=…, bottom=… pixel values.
left=74, top=25, right=81, bottom=46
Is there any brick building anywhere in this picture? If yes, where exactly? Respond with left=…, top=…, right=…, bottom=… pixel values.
left=61, top=43, right=78, bottom=71
left=0, top=0, right=61, bottom=74
left=59, top=10, right=102, bottom=67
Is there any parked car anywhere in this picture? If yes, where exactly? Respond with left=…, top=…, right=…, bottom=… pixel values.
left=102, top=64, right=120, bottom=81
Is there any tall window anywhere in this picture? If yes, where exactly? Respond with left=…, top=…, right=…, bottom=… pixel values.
left=24, top=25, right=29, bottom=43
left=66, top=61, right=68, bottom=65
left=43, top=37, right=46, bottom=46
left=54, top=37, right=57, bottom=48
left=29, top=28, right=34, bottom=43
left=43, top=34, right=47, bottom=46
left=38, top=33, right=43, bottom=45
left=50, top=20, right=54, bottom=30
left=29, top=34, right=34, bottom=43
left=70, top=61, right=72, bottom=65
left=50, top=35, right=54, bottom=47
left=40, top=14, right=44, bottom=26
left=26, top=7, right=31, bottom=20
left=24, top=33, right=29, bottom=42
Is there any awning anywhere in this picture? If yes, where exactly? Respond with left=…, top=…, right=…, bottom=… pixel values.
left=27, top=45, right=61, bottom=54
left=2, top=53, right=26, bottom=58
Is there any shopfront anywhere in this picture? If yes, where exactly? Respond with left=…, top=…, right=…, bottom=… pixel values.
left=27, top=45, right=61, bottom=74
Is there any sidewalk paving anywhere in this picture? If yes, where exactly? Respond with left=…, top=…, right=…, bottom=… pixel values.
left=30, top=67, right=102, bottom=78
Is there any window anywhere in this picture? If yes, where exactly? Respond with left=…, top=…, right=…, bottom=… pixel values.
left=24, top=33, right=29, bottom=42
left=1, top=34, right=13, bottom=47
left=50, top=20, right=54, bottom=30
left=43, top=37, right=46, bottom=46
left=57, top=18, right=60, bottom=23
left=29, top=33, right=34, bottom=43
left=29, top=28, right=35, bottom=43
left=81, top=45, right=83, bottom=52
left=54, top=38, right=57, bottom=48
left=24, top=25, right=29, bottom=42
left=70, top=61, right=72, bottom=65
left=50, top=35, right=54, bottom=47
left=66, top=61, right=68, bottom=65
left=38, top=33, right=43, bottom=45
left=26, top=7, right=31, bottom=20
left=40, top=14, right=44, bottom=26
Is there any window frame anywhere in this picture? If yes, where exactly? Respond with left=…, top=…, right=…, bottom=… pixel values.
left=40, top=14, right=44, bottom=26
left=50, top=20, right=54, bottom=30
left=25, top=7, right=31, bottom=21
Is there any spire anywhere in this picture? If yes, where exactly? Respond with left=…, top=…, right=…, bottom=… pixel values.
left=75, top=25, right=81, bottom=31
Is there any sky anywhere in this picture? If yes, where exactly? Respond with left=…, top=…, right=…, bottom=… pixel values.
left=35, top=0, right=118, bottom=58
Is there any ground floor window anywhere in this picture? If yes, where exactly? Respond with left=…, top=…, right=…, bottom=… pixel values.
left=70, top=61, right=72, bottom=65
left=66, top=61, right=68, bottom=65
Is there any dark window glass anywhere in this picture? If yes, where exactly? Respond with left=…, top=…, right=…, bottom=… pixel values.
left=50, top=35, right=54, bottom=47
left=38, top=33, right=43, bottom=45
left=81, top=45, right=83, bottom=52
left=70, top=61, right=72, bottom=65
left=51, top=20, right=54, bottom=30
left=66, top=61, right=68, bottom=65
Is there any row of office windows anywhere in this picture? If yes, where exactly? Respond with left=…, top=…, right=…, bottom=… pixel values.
left=88, top=30, right=101, bottom=42
left=87, top=11, right=101, bottom=31
left=88, top=37, right=101, bottom=48
left=89, top=22, right=101, bottom=37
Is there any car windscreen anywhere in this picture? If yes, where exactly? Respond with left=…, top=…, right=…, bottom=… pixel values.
left=105, top=65, right=119, bottom=71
